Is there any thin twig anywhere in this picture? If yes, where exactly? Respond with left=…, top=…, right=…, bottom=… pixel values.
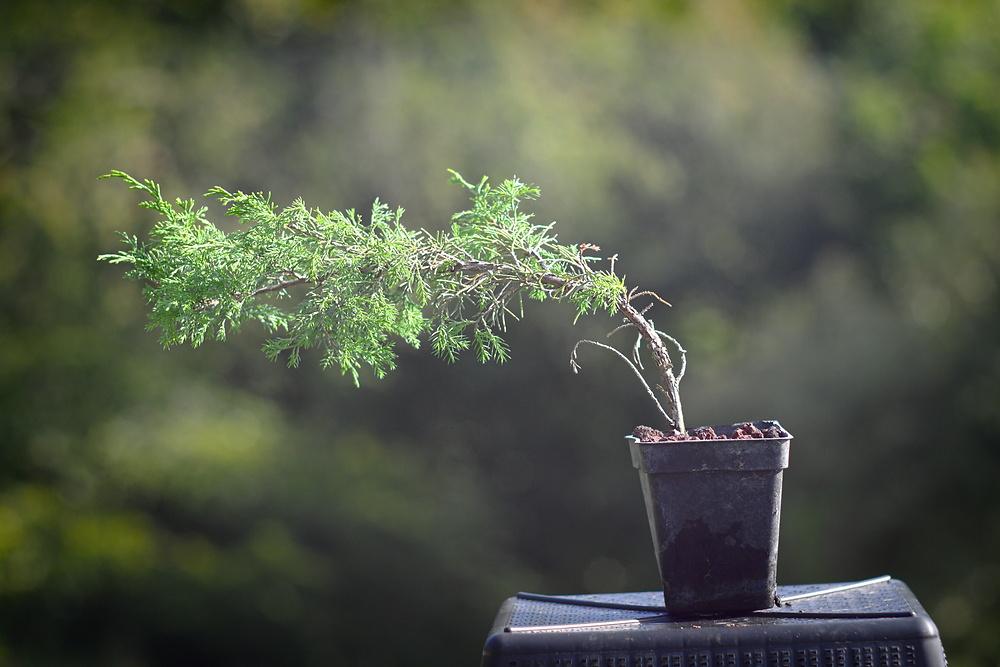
left=632, top=332, right=644, bottom=369
left=246, top=276, right=312, bottom=300
left=607, top=322, right=632, bottom=337
left=627, top=289, right=671, bottom=307
left=570, top=339, right=673, bottom=428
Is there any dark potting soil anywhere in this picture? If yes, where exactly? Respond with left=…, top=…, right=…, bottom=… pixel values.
left=632, top=422, right=786, bottom=443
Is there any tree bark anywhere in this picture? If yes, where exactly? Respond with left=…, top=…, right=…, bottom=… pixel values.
left=617, top=297, right=684, bottom=433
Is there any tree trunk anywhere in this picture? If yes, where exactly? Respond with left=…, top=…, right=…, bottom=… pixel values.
left=617, top=298, right=684, bottom=433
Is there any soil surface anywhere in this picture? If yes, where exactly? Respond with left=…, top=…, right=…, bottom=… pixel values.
left=632, top=422, right=786, bottom=442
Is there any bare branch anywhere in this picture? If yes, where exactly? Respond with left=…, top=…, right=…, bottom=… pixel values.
left=571, top=339, right=674, bottom=428
left=627, top=288, right=671, bottom=307
left=246, top=275, right=312, bottom=300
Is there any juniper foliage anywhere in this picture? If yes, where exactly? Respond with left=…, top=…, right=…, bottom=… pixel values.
left=100, top=172, right=620, bottom=373
left=101, top=170, right=684, bottom=429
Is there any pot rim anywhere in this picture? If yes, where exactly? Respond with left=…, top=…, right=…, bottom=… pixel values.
left=627, top=421, right=791, bottom=473
left=626, top=420, right=793, bottom=444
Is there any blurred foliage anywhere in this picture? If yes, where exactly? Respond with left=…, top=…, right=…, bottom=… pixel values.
left=1, top=0, right=998, bottom=664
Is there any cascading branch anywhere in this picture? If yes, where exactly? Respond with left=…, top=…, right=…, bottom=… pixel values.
left=100, top=170, right=688, bottom=432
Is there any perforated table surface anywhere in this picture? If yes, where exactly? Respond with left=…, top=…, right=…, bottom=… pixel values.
left=481, top=577, right=947, bottom=667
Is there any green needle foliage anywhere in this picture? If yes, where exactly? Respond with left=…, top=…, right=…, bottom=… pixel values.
left=101, top=170, right=686, bottom=431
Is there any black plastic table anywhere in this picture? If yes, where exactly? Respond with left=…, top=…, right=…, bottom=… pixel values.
left=481, top=577, right=947, bottom=667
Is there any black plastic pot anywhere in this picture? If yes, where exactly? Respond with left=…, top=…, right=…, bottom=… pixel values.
left=626, top=421, right=792, bottom=615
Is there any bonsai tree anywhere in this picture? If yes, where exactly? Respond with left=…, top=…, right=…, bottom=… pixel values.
left=100, top=170, right=795, bottom=620
left=100, top=170, right=688, bottom=433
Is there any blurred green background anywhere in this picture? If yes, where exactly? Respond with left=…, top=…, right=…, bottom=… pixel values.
left=2, top=0, right=999, bottom=664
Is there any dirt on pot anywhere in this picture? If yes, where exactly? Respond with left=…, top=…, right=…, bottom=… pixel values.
left=632, top=422, right=786, bottom=443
